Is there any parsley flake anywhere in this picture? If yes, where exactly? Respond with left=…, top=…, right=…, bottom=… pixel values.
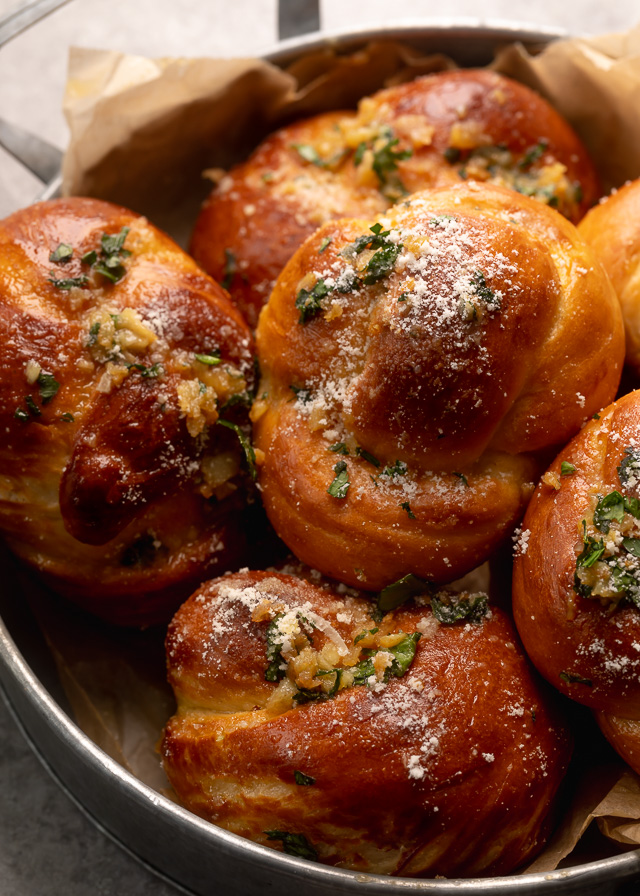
left=194, top=352, right=221, bottom=366
left=400, top=501, right=416, bottom=519
left=49, top=243, right=73, bottom=263
left=37, top=371, right=59, bottom=404
left=264, top=831, right=318, bottom=861
left=377, top=573, right=428, bottom=613
left=293, top=770, right=316, bottom=786
left=327, top=460, right=349, bottom=499
left=295, top=278, right=332, bottom=323
left=560, top=462, right=576, bottom=476
left=559, top=671, right=593, bottom=687
left=430, top=592, right=489, bottom=625
left=217, top=419, right=257, bottom=480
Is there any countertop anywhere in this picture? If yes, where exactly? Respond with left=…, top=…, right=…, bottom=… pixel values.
left=1, top=1, right=640, bottom=893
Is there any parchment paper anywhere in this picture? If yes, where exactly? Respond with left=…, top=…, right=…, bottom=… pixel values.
left=37, top=23, right=640, bottom=874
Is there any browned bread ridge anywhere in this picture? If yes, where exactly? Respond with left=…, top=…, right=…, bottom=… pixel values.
left=0, top=197, right=255, bottom=625
left=162, top=569, right=572, bottom=877
left=191, top=69, right=600, bottom=326
left=252, top=182, right=623, bottom=590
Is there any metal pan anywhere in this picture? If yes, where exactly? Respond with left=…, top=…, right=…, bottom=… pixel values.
left=2, top=17, right=640, bottom=896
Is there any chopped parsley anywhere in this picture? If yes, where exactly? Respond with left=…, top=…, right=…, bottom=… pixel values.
left=399, top=501, right=415, bottom=519
left=560, top=462, right=576, bottom=476
left=59, top=412, right=75, bottom=422
left=295, top=277, right=332, bottom=323
left=618, top=446, right=640, bottom=489
left=217, top=419, right=257, bottom=480
left=355, top=446, right=380, bottom=467
left=519, top=140, right=548, bottom=169
left=291, top=143, right=324, bottom=167
left=264, top=831, right=318, bottom=861
left=382, top=459, right=407, bottom=478
left=349, top=223, right=402, bottom=287
left=92, top=227, right=131, bottom=284
left=49, top=243, right=73, bottom=263
left=25, top=395, right=41, bottom=417
left=559, top=671, right=593, bottom=687
left=452, top=471, right=468, bottom=487
left=430, top=592, right=489, bottom=625
left=318, top=237, right=332, bottom=254
left=329, top=442, right=349, bottom=455
left=289, top=384, right=312, bottom=403
left=127, top=362, right=163, bottom=379
left=350, top=632, right=421, bottom=685
left=37, top=371, right=59, bottom=404
left=194, top=352, right=221, bottom=366
left=87, top=321, right=101, bottom=347
left=48, top=273, right=89, bottom=290
left=377, top=573, right=428, bottom=613
left=264, top=613, right=287, bottom=682
left=327, top=460, right=349, bottom=499
left=593, top=491, right=640, bottom=535
left=293, top=771, right=316, bottom=786
left=470, top=270, right=500, bottom=310
left=14, top=407, right=30, bottom=422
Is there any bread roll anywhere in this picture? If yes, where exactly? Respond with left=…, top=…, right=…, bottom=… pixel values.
left=252, top=182, right=624, bottom=590
left=0, top=197, right=255, bottom=625
left=578, top=178, right=640, bottom=376
left=191, top=69, right=599, bottom=326
left=162, top=569, right=572, bottom=877
left=513, top=390, right=640, bottom=718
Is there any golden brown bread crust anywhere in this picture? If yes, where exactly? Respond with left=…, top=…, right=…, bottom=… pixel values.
left=191, top=69, right=600, bottom=326
left=513, top=390, right=640, bottom=718
left=578, top=178, right=640, bottom=377
left=596, top=711, right=640, bottom=775
left=0, top=197, right=256, bottom=626
left=162, top=569, right=572, bottom=877
left=252, top=182, right=624, bottom=590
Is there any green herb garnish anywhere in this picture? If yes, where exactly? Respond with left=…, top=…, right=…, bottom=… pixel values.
left=559, top=671, right=593, bottom=687
left=295, top=278, right=332, bottom=323
left=36, top=371, right=59, bottom=404
left=49, top=243, right=73, bottom=263
left=382, top=459, right=407, bottom=478
left=318, top=237, right=332, bottom=254
left=294, top=771, right=316, bottom=786
left=470, top=270, right=500, bottom=309
left=25, top=395, right=41, bottom=417
left=377, top=573, right=428, bottom=613
left=264, top=613, right=286, bottom=682
left=329, top=442, right=349, bottom=455
left=127, top=362, right=163, bottom=379
left=327, top=460, right=349, bottom=499
left=14, top=407, right=30, bottom=422
left=264, top=831, right=318, bottom=861
left=519, top=140, right=548, bottom=169
left=355, top=446, right=380, bottom=467
left=292, top=143, right=324, bottom=166
left=194, top=352, right=221, bottom=366
left=350, top=632, right=422, bottom=686
left=452, top=471, right=468, bottom=487
left=399, top=501, right=415, bottom=519
left=560, top=462, right=576, bottom=476
left=430, top=592, right=489, bottom=625
left=618, top=446, right=640, bottom=489
left=48, top=273, right=89, bottom=290
left=217, top=419, right=257, bottom=480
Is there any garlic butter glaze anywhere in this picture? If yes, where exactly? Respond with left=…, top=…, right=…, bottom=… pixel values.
left=253, top=182, right=623, bottom=590
left=0, top=197, right=255, bottom=625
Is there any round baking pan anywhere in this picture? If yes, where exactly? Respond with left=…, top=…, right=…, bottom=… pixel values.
left=2, top=19, right=640, bottom=896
